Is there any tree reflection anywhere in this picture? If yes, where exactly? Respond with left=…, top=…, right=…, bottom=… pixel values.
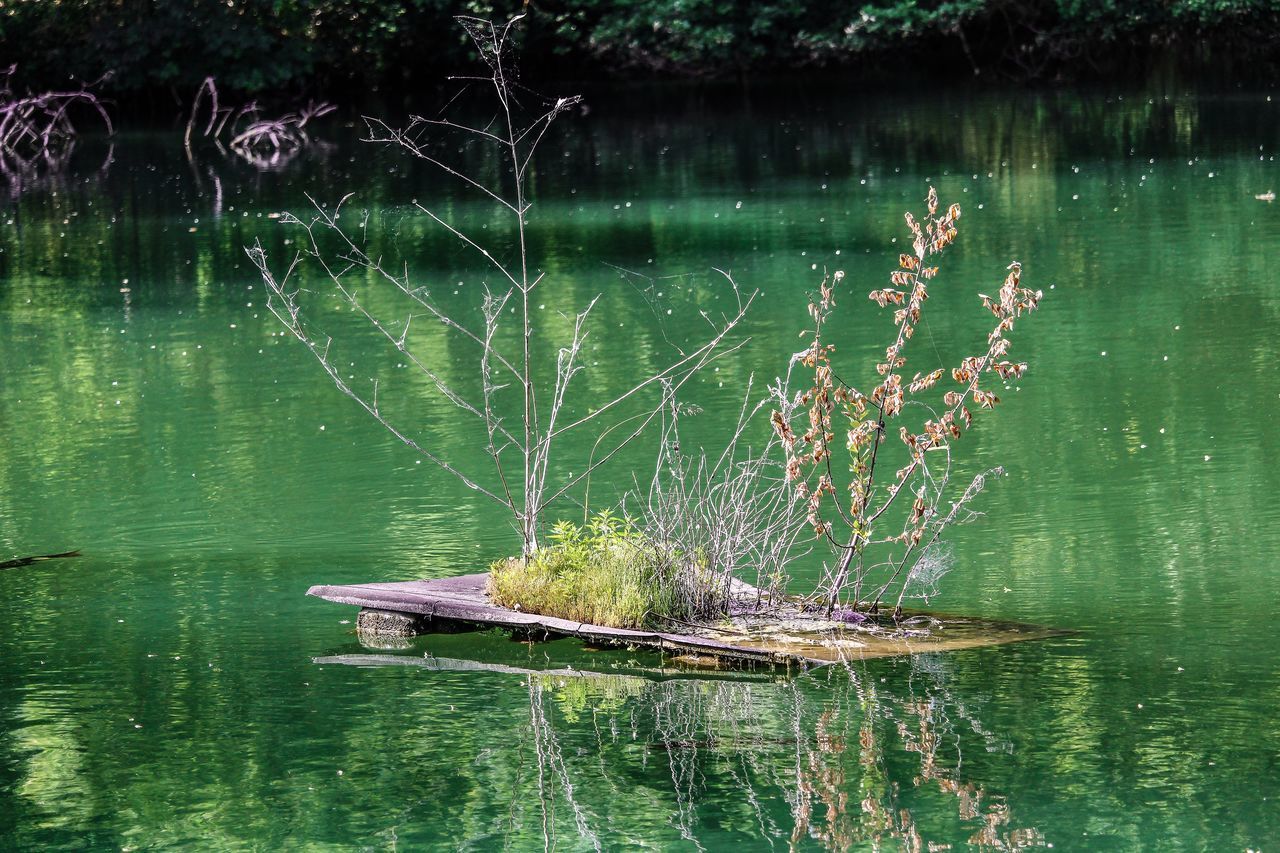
left=401, top=652, right=1047, bottom=850
left=0, top=140, right=113, bottom=200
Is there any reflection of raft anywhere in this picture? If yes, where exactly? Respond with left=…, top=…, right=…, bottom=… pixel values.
left=312, top=653, right=787, bottom=683
left=310, top=573, right=1067, bottom=666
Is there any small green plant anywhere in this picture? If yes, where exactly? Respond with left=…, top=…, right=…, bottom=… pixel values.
left=487, top=511, right=689, bottom=629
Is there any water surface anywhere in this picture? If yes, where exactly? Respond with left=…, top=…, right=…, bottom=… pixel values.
left=1, top=88, right=1278, bottom=849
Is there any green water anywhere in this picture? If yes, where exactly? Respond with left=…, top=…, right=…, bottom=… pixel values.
left=1, top=88, right=1278, bottom=849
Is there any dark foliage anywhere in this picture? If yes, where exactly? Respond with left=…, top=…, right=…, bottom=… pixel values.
left=3, top=1, right=1278, bottom=103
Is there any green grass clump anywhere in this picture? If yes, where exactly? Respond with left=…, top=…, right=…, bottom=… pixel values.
left=487, top=511, right=686, bottom=630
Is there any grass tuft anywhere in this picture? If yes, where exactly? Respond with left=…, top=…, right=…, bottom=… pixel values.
left=487, top=511, right=688, bottom=630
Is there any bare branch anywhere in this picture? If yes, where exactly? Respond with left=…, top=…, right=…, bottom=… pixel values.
left=363, top=116, right=517, bottom=213
left=249, top=244, right=509, bottom=507
left=550, top=286, right=757, bottom=440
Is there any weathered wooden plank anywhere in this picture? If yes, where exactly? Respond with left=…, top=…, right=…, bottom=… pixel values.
left=307, top=574, right=801, bottom=664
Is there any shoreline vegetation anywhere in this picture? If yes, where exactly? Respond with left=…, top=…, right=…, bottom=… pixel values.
left=3, top=1, right=1279, bottom=110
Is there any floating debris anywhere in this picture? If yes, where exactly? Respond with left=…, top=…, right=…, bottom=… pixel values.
left=0, top=549, right=81, bottom=570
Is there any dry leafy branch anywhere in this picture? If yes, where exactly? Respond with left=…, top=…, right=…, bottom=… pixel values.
left=773, top=187, right=1044, bottom=617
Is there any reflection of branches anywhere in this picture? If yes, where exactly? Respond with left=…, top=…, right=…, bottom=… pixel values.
left=527, top=679, right=602, bottom=852
left=790, top=659, right=1041, bottom=851
left=501, top=655, right=1043, bottom=850
left=0, top=141, right=113, bottom=201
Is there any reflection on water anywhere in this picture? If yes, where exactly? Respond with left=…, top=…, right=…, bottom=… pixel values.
left=0, top=141, right=115, bottom=201
left=13, top=703, right=93, bottom=832
left=324, top=649, right=1042, bottom=849
left=532, top=663, right=1042, bottom=850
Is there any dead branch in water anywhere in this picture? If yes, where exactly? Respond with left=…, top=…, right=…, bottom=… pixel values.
left=185, top=77, right=335, bottom=169
left=0, top=550, right=82, bottom=571
left=0, top=66, right=112, bottom=182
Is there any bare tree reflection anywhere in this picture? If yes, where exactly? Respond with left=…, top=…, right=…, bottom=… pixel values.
left=0, top=140, right=114, bottom=200
left=500, top=654, right=1045, bottom=850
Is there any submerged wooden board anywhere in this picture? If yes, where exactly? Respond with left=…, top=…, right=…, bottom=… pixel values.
left=307, top=573, right=1065, bottom=666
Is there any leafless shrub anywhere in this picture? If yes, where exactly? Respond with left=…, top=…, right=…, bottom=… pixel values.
left=248, top=16, right=753, bottom=558
left=0, top=66, right=113, bottom=187
left=773, top=187, right=1044, bottom=617
left=185, top=76, right=335, bottom=170
left=622, top=376, right=810, bottom=620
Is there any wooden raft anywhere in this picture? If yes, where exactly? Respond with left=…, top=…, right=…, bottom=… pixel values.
left=308, top=573, right=1065, bottom=666
left=307, top=573, right=804, bottom=665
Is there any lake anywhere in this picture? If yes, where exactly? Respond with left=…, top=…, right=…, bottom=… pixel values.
left=1, top=86, right=1278, bottom=848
